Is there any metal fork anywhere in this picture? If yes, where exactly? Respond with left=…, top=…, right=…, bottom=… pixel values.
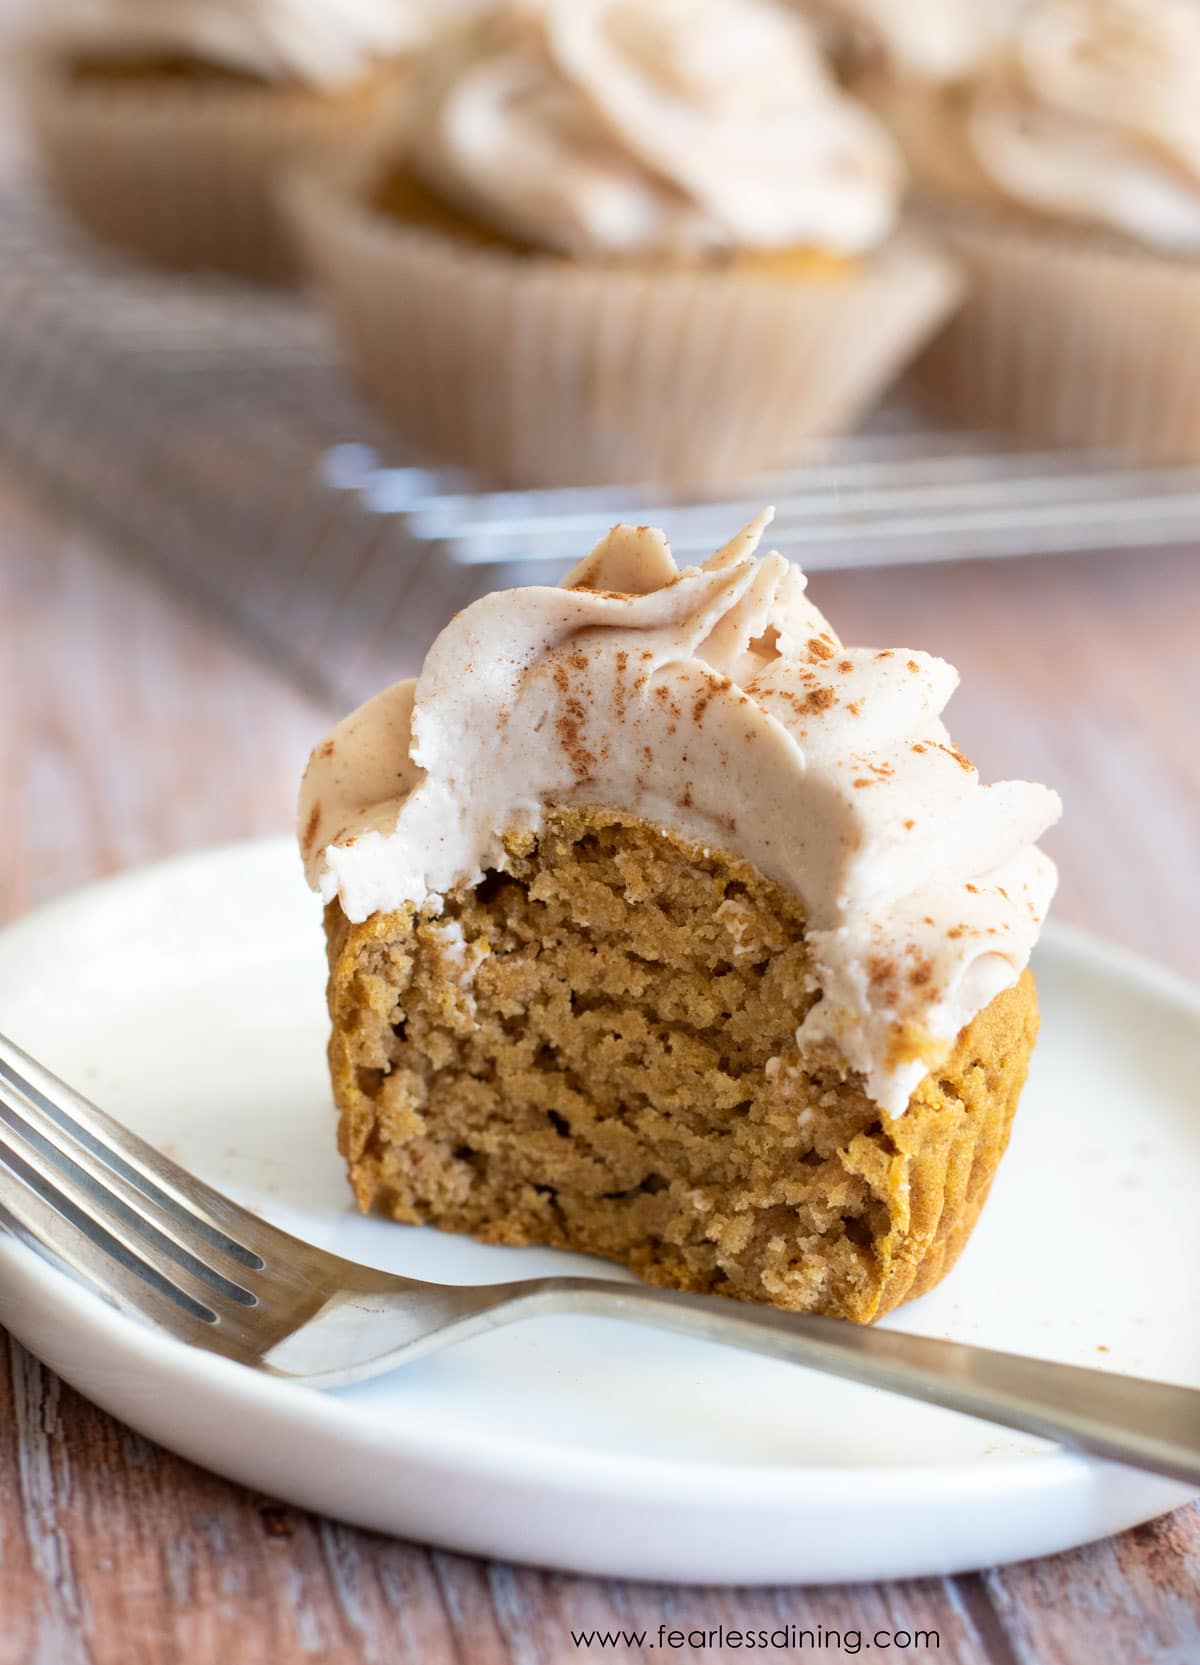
left=1, top=1030, right=1198, bottom=1487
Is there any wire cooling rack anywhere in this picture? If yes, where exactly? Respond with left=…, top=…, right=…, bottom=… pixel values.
left=1, top=184, right=1198, bottom=707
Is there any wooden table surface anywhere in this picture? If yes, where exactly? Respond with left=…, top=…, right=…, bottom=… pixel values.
left=1, top=459, right=1197, bottom=1663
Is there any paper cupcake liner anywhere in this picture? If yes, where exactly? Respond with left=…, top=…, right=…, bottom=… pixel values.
left=909, top=201, right=1200, bottom=460
left=24, top=58, right=405, bottom=282
left=286, top=168, right=962, bottom=488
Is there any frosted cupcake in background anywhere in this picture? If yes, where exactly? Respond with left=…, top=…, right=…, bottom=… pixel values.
left=823, top=0, right=1200, bottom=460
left=288, top=0, right=961, bottom=488
left=23, top=0, right=485, bottom=280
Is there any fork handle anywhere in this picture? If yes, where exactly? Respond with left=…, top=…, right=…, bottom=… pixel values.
left=501, top=1277, right=1200, bottom=1487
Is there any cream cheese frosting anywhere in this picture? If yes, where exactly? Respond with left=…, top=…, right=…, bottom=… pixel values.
left=407, top=0, right=904, bottom=257
left=299, top=511, right=1060, bottom=1116
left=968, top=0, right=1200, bottom=250
left=39, top=0, right=482, bottom=88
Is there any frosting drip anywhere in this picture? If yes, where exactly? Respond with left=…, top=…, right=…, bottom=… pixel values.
left=299, top=511, right=1060, bottom=1116
left=970, top=0, right=1200, bottom=250
left=408, top=0, right=903, bottom=257
left=38, top=0, right=483, bottom=88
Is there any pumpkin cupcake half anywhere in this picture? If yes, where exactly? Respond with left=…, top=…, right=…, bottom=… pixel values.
left=299, top=509, right=1061, bottom=1322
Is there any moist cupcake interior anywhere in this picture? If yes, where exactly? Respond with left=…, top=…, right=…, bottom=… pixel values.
left=327, top=805, right=1033, bottom=1324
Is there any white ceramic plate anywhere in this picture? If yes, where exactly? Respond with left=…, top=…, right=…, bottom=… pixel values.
left=0, top=839, right=1195, bottom=1585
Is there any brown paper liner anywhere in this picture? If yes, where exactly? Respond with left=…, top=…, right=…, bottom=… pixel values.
left=909, top=197, right=1200, bottom=461
left=24, top=57, right=405, bottom=282
left=286, top=168, right=962, bottom=488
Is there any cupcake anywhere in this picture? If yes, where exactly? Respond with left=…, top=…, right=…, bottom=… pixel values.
left=842, top=0, right=1200, bottom=459
left=288, top=0, right=961, bottom=488
left=23, top=0, right=483, bottom=280
left=298, top=509, right=1061, bottom=1323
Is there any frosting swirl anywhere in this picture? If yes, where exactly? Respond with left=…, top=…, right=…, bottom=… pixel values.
left=408, top=0, right=903, bottom=257
left=299, top=511, right=1060, bottom=1115
left=969, top=0, right=1200, bottom=250
left=38, top=0, right=482, bottom=88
